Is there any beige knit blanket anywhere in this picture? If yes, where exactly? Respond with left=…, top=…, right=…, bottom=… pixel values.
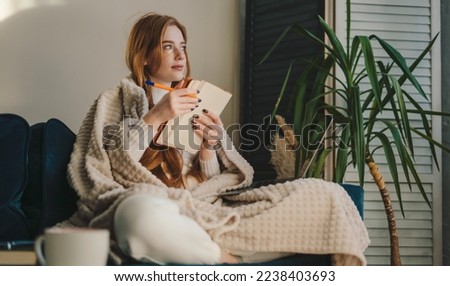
left=65, top=76, right=370, bottom=266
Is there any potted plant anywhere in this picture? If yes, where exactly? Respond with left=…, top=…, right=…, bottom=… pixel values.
left=260, top=0, right=450, bottom=265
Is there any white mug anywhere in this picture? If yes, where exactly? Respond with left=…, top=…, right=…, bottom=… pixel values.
left=34, top=227, right=110, bottom=266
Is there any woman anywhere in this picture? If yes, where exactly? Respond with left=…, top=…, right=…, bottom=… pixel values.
left=116, top=12, right=238, bottom=264
left=65, top=12, right=370, bottom=266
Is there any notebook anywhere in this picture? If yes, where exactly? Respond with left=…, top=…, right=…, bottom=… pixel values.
left=153, top=80, right=232, bottom=154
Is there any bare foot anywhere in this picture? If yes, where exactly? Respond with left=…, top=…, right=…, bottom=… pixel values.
left=220, top=249, right=240, bottom=264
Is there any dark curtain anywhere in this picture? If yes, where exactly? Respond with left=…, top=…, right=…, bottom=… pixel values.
left=239, top=0, right=325, bottom=180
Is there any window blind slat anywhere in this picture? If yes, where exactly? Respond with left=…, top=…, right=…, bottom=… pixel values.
left=343, top=0, right=433, bottom=265
left=341, top=0, right=436, bottom=265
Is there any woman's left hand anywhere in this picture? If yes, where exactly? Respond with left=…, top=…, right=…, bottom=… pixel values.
left=191, top=109, right=223, bottom=160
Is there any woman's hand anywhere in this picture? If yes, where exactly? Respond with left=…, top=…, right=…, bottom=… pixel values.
left=143, top=80, right=200, bottom=129
left=191, top=109, right=224, bottom=161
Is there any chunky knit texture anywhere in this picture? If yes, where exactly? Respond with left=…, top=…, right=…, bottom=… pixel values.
left=64, top=76, right=370, bottom=265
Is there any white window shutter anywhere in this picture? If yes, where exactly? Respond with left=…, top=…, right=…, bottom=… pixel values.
left=334, top=0, right=442, bottom=265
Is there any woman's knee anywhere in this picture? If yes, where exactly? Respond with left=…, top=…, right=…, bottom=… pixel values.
left=113, top=193, right=221, bottom=265
left=114, top=194, right=177, bottom=261
left=114, top=194, right=178, bottom=235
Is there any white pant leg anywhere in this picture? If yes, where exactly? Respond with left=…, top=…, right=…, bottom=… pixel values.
left=113, top=193, right=221, bottom=265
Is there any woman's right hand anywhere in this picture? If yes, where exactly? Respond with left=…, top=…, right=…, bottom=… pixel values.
left=143, top=80, right=200, bottom=129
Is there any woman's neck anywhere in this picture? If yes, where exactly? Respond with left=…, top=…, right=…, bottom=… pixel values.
left=151, top=86, right=168, bottom=104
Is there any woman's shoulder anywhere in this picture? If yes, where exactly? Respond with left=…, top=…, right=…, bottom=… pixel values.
left=119, top=75, right=146, bottom=98
left=95, top=86, right=121, bottom=108
left=96, top=76, right=144, bottom=101
left=92, top=76, right=148, bottom=119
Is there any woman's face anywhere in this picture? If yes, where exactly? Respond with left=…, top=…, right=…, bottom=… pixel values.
left=150, top=25, right=187, bottom=85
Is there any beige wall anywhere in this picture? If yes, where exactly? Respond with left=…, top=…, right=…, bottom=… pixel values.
left=0, top=0, right=240, bottom=132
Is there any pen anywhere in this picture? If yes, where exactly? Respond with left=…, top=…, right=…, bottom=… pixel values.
left=145, top=80, right=198, bottom=98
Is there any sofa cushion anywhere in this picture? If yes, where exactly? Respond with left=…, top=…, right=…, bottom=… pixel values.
left=22, top=118, right=79, bottom=237
left=0, top=113, right=32, bottom=241
left=40, top=119, right=79, bottom=231
left=21, top=122, right=45, bottom=236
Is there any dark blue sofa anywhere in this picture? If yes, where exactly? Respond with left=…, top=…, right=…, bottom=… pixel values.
left=0, top=113, right=364, bottom=265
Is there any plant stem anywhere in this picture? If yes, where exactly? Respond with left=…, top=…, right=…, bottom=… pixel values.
left=365, top=151, right=402, bottom=266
